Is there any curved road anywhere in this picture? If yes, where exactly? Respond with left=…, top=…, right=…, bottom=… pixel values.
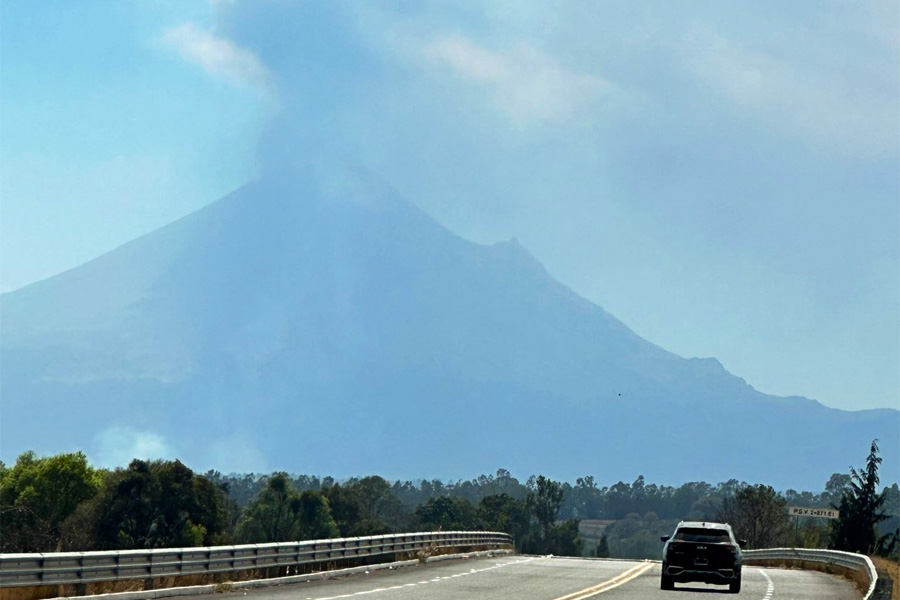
left=177, top=555, right=860, bottom=600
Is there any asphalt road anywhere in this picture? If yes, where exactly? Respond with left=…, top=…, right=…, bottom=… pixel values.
left=193, top=555, right=861, bottom=600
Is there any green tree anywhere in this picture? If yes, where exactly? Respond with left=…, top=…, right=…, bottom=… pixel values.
left=823, top=473, right=852, bottom=506
left=0, top=451, right=102, bottom=552
left=345, top=476, right=409, bottom=534
left=237, top=475, right=340, bottom=543
left=352, top=476, right=395, bottom=520
left=831, top=440, right=891, bottom=554
left=594, top=533, right=610, bottom=558
left=671, top=482, right=715, bottom=520
left=797, top=520, right=830, bottom=549
left=478, top=493, right=530, bottom=541
left=562, top=476, right=604, bottom=520
left=297, top=490, right=339, bottom=540
left=523, top=476, right=581, bottom=556
left=321, top=483, right=362, bottom=537
left=550, top=519, right=583, bottom=557
left=527, top=476, right=564, bottom=541
left=96, top=460, right=160, bottom=548
left=235, top=473, right=303, bottom=543
left=415, top=496, right=478, bottom=531
left=58, top=493, right=106, bottom=551
left=717, top=484, right=789, bottom=549
left=95, top=459, right=228, bottom=549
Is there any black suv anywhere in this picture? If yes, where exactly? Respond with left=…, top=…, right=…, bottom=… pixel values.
left=660, top=521, right=746, bottom=593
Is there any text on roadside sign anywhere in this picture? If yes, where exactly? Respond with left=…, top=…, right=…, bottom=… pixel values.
left=788, top=506, right=840, bottom=520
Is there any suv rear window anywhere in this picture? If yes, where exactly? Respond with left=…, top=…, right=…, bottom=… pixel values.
left=673, top=528, right=731, bottom=543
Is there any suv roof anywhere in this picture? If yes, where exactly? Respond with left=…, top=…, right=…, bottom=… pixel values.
left=676, top=521, right=733, bottom=531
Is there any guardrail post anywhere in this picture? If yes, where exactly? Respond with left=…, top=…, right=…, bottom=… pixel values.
left=74, top=554, right=86, bottom=596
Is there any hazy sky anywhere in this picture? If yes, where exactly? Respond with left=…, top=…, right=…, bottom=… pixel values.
left=2, top=0, right=898, bottom=412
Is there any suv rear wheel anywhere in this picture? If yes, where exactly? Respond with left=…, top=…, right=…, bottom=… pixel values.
left=660, top=574, right=674, bottom=590
left=729, top=577, right=741, bottom=593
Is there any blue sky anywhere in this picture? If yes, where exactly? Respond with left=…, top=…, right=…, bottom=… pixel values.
left=1, top=0, right=897, bottom=412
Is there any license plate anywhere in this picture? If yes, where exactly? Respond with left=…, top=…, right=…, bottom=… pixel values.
left=695, top=558, right=708, bottom=566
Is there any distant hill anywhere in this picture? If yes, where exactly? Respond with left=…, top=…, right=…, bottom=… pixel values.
left=2, top=160, right=896, bottom=489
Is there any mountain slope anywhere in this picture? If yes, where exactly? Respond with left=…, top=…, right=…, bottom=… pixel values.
left=2, top=163, right=896, bottom=487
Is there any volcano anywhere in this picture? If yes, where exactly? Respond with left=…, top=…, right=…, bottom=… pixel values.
left=2, top=160, right=896, bottom=487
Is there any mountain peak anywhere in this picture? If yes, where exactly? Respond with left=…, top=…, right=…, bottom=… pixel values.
left=1, top=166, right=896, bottom=487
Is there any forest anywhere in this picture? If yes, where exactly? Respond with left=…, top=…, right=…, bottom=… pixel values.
left=2, top=442, right=897, bottom=562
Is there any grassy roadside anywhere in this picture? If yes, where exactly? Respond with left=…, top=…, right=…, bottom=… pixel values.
left=870, top=556, right=898, bottom=600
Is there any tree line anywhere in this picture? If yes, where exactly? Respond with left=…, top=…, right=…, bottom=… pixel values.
left=1, top=442, right=896, bottom=561
left=590, top=441, right=898, bottom=560
left=0, top=456, right=581, bottom=556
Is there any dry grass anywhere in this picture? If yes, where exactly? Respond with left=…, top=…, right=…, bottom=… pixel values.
left=0, top=571, right=256, bottom=600
left=871, top=556, right=899, bottom=600
left=0, top=586, right=61, bottom=600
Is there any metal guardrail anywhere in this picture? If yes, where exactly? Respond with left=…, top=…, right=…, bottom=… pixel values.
left=0, top=531, right=512, bottom=589
left=743, top=548, right=878, bottom=600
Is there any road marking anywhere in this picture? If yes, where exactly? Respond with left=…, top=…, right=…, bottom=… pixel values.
left=550, top=561, right=656, bottom=600
left=758, top=568, right=774, bottom=600
left=302, top=556, right=539, bottom=600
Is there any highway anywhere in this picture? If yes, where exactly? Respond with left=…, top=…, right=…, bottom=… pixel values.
left=168, top=555, right=862, bottom=600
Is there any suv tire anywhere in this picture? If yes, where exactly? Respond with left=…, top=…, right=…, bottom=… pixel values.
left=660, top=574, right=674, bottom=590
left=729, top=577, right=741, bottom=593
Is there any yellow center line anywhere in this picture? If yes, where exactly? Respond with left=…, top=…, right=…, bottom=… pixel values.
left=549, top=562, right=647, bottom=600
left=549, top=561, right=656, bottom=600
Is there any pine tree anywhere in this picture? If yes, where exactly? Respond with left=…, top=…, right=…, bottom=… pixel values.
left=830, top=440, right=890, bottom=554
